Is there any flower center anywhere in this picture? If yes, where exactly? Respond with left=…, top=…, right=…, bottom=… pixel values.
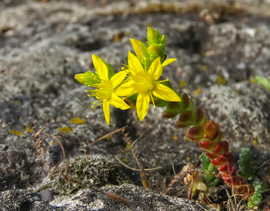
left=134, top=75, right=153, bottom=93
left=95, top=81, right=113, bottom=100
left=145, top=76, right=154, bottom=90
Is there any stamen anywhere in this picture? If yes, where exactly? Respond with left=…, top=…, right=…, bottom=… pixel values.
left=121, top=64, right=131, bottom=75
left=150, top=92, right=156, bottom=108
left=87, top=93, right=97, bottom=97
left=121, top=63, right=128, bottom=68
left=92, top=74, right=101, bottom=82
left=123, top=63, right=137, bottom=76
left=92, top=101, right=104, bottom=108
left=93, top=99, right=103, bottom=104
left=158, top=79, right=169, bottom=83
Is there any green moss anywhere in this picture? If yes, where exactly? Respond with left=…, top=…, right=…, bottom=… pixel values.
left=38, top=154, right=129, bottom=195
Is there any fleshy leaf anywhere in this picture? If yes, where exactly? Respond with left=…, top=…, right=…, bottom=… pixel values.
left=148, top=44, right=165, bottom=63
left=147, top=27, right=166, bottom=45
left=256, top=76, right=270, bottom=91
left=75, top=71, right=98, bottom=86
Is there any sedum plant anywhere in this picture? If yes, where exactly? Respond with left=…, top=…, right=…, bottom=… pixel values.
left=248, top=181, right=268, bottom=208
left=201, top=153, right=220, bottom=188
left=75, top=27, right=254, bottom=196
left=238, top=148, right=255, bottom=181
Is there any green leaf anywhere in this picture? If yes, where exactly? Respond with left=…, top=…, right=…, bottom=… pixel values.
left=147, top=28, right=166, bottom=45
left=127, top=94, right=138, bottom=101
left=256, top=76, right=270, bottom=91
left=148, top=44, right=165, bottom=63
left=153, top=97, right=168, bottom=107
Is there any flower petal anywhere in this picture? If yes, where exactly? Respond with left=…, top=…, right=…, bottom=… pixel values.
left=128, top=51, right=144, bottom=76
left=148, top=57, right=162, bottom=80
left=110, top=92, right=131, bottom=110
left=92, top=54, right=109, bottom=81
left=136, top=92, right=150, bottom=121
left=130, top=38, right=149, bottom=62
left=162, top=58, right=177, bottom=67
left=103, top=101, right=111, bottom=125
left=115, top=80, right=135, bottom=97
left=110, top=71, right=127, bottom=88
left=152, top=83, right=181, bottom=102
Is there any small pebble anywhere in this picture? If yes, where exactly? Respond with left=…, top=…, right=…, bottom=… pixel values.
left=39, top=190, right=54, bottom=202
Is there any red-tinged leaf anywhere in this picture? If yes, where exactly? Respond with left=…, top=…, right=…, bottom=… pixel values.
left=187, top=126, right=204, bottom=140
left=198, top=141, right=213, bottom=150
left=212, top=141, right=229, bottom=156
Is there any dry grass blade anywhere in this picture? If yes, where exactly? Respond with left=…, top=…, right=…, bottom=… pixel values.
left=34, top=122, right=69, bottom=173
left=164, top=163, right=194, bottom=196
left=88, top=126, right=127, bottom=147
left=114, top=156, right=162, bottom=172
left=34, top=121, right=68, bottom=142
left=121, top=127, right=150, bottom=189
left=225, top=189, right=237, bottom=211
left=41, top=134, right=66, bottom=160
left=105, top=192, right=130, bottom=203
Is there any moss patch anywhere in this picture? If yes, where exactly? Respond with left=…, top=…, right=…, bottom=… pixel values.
left=38, top=154, right=129, bottom=195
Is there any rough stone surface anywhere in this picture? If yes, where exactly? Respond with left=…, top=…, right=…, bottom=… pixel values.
left=1, top=0, right=270, bottom=210
left=0, top=189, right=63, bottom=211
left=50, top=184, right=211, bottom=211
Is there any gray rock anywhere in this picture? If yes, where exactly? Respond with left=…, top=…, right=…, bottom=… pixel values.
left=49, top=184, right=211, bottom=211
left=0, top=189, right=62, bottom=211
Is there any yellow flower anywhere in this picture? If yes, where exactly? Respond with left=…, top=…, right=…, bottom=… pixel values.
left=86, top=54, right=130, bottom=125
left=115, top=52, right=181, bottom=121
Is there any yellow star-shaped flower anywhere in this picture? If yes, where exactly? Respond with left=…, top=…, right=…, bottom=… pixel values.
left=76, top=54, right=130, bottom=125
left=115, top=52, right=181, bottom=121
